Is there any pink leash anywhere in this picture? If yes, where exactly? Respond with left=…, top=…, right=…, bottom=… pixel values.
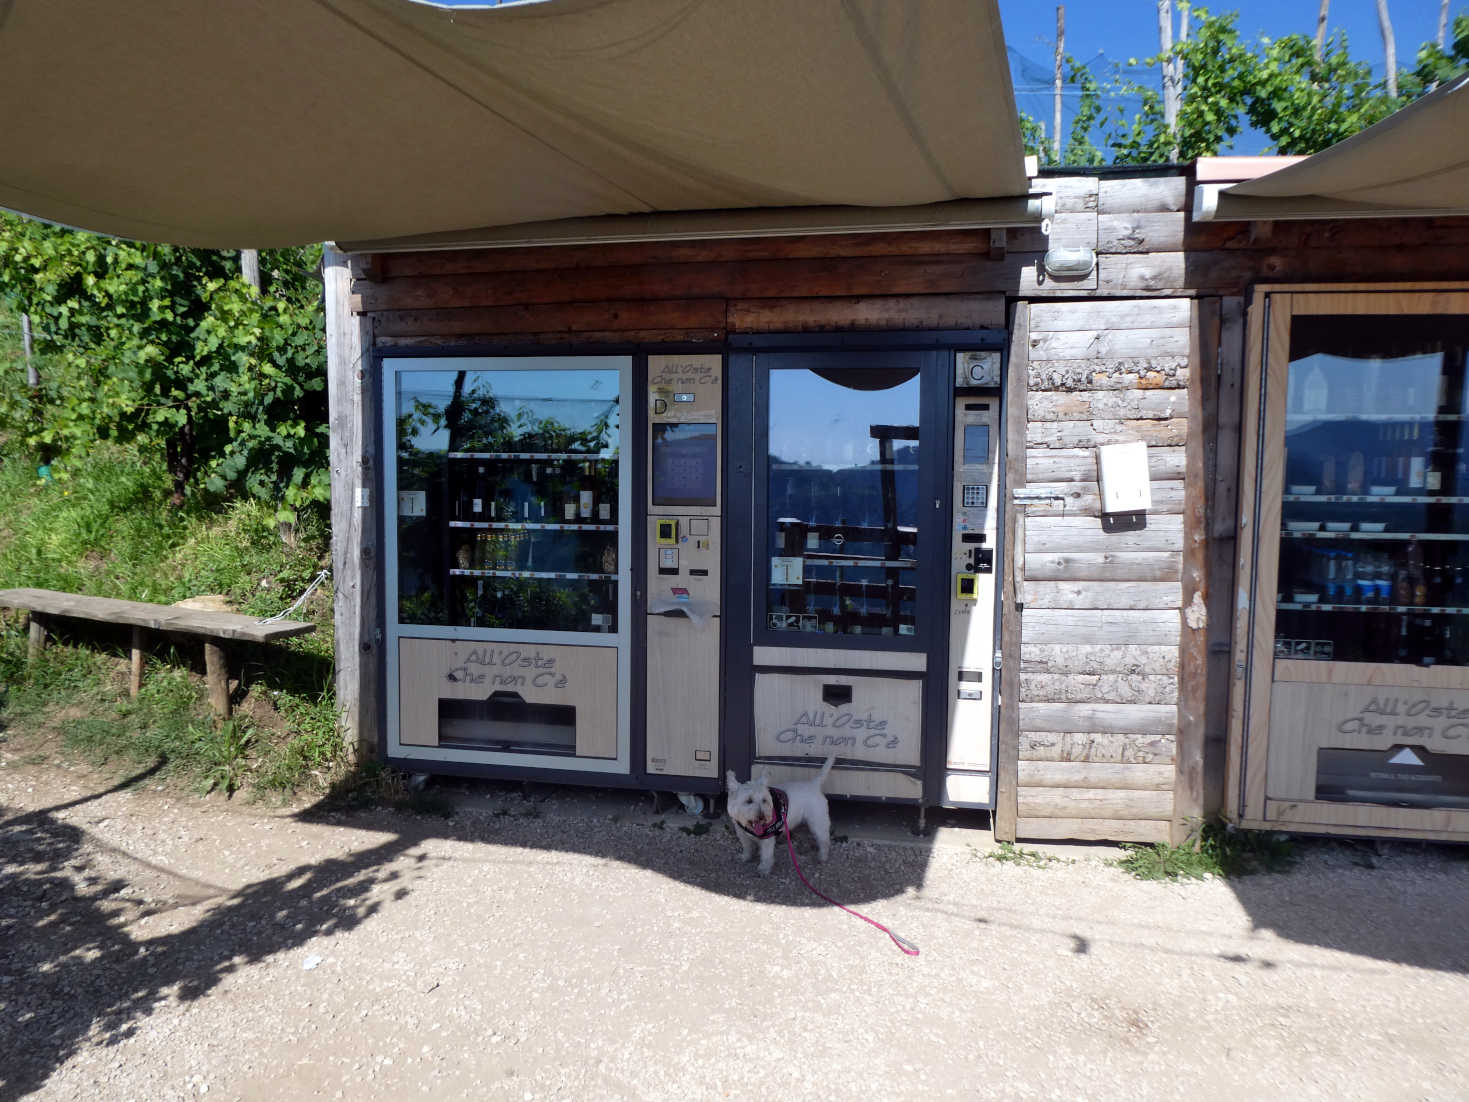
left=782, top=819, right=920, bottom=957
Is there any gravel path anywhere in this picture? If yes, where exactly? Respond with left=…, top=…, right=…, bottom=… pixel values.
left=2, top=753, right=1467, bottom=1102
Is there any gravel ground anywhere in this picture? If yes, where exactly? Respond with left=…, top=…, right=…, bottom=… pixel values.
left=2, top=751, right=1467, bottom=1102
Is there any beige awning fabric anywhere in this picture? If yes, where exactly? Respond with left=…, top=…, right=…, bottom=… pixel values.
left=1196, top=72, right=1469, bottom=222
left=0, top=0, right=1028, bottom=249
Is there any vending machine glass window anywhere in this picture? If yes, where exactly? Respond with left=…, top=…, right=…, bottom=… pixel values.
left=764, top=366, right=921, bottom=637
left=394, top=364, right=622, bottom=634
left=1275, top=314, right=1469, bottom=666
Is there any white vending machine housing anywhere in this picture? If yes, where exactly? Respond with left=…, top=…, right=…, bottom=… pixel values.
left=945, top=355, right=1002, bottom=807
left=644, top=354, right=724, bottom=781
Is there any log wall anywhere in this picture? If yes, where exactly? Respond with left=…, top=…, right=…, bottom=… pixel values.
left=1012, top=295, right=1191, bottom=845
left=342, top=167, right=1469, bottom=844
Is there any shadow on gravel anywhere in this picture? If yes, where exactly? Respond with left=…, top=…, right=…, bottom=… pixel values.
left=0, top=765, right=436, bottom=1100
left=0, top=769, right=930, bottom=1097
left=1226, top=842, right=1469, bottom=977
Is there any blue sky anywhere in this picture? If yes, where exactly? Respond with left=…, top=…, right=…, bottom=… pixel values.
left=1001, top=1, right=1459, bottom=154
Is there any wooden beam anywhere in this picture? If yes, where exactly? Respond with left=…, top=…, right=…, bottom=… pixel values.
left=1009, top=481, right=1185, bottom=518
left=376, top=229, right=998, bottom=277
left=1023, top=551, right=1182, bottom=581
left=373, top=298, right=727, bottom=337
left=1205, top=295, right=1246, bottom=818
left=1017, top=816, right=1170, bottom=842
left=325, top=245, right=381, bottom=763
left=1024, top=515, right=1184, bottom=554
left=1020, top=701, right=1178, bottom=735
left=1023, top=609, right=1181, bottom=646
left=1018, top=672, right=1178, bottom=705
left=1020, top=643, right=1179, bottom=676
left=1026, top=419, right=1187, bottom=449
left=373, top=329, right=725, bottom=348
left=1023, top=580, right=1182, bottom=609
left=1027, top=389, right=1187, bottom=421
left=728, top=293, right=1004, bottom=332
left=353, top=249, right=1104, bottom=313
left=1025, top=446, right=1186, bottom=482
left=1030, top=297, right=1190, bottom=332
left=994, top=301, right=1029, bottom=843
left=1028, top=326, right=1191, bottom=361
left=1028, top=359, right=1189, bottom=394
left=1097, top=176, right=1186, bottom=214
left=355, top=253, right=1026, bottom=312
left=1173, top=297, right=1212, bottom=843
left=1019, top=761, right=1176, bottom=790
left=1019, top=730, right=1176, bottom=764
left=1017, top=786, right=1174, bottom=819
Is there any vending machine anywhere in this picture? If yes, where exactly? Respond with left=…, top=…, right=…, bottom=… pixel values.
left=644, top=354, right=724, bottom=786
left=945, top=350, right=1003, bottom=807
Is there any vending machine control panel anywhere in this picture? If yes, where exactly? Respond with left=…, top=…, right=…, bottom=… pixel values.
left=645, top=355, right=723, bottom=779
left=946, top=364, right=1001, bottom=807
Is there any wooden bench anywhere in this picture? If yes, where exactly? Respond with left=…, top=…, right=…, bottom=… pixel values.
left=0, top=587, right=316, bottom=718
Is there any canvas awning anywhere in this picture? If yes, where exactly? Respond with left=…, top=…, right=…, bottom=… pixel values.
left=0, top=0, right=1031, bottom=250
left=1195, top=72, right=1469, bottom=222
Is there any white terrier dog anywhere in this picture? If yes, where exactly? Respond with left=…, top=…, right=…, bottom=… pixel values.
left=726, top=755, right=835, bottom=876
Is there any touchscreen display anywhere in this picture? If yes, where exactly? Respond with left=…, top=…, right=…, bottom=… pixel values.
left=963, top=423, right=990, bottom=465
left=652, top=422, right=717, bottom=507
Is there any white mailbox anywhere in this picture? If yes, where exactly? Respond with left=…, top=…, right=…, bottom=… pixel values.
left=1097, top=441, right=1151, bottom=514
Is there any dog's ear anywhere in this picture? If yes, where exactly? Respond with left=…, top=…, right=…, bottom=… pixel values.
left=725, top=770, right=740, bottom=795
left=755, top=766, right=769, bottom=786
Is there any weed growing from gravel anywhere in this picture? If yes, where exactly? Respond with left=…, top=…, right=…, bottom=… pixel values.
left=323, top=760, right=456, bottom=817
left=198, top=718, right=256, bottom=797
left=679, top=821, right=711, bottom=837
left=978, top=841, right=1069, bottom=867
left=1116, top=820, right=1295, bottom=881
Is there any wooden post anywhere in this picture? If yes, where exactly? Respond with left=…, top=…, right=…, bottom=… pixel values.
left=204, top=640, right=231, bottom=718
left=1205, top=297, right=1245, bottom=818
left=21, top=312, right=38, bottom=387
left=994, top=302, right=1029, bottom=842
left=1052, top=6, right=1064, bottom=164
left=1314, top=0, right=1330, bottom=64
left=240, top=249, right=260, bottom=291
left=27, top=614, right=47, bottom=662
left=324, top=244, right=382, bottom=762
left=129, top=626, right=146, bottom=697
left=1174, top=298, right=1214, bottom=843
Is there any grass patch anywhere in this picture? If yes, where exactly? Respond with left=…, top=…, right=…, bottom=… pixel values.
left=1116, top=820, right=1296, bottom=881
left=0, top=440, right=343, bottom=801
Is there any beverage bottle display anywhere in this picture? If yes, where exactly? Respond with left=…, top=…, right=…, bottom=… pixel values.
left=579, top=461, right=594, bottom=520
left=471, top=464, right=487, bottom=520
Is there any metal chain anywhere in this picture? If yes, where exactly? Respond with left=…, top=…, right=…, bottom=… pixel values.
left=256, top=568, right=331, bottom=624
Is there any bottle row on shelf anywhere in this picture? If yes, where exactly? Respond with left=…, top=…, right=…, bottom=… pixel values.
left=454, top=528, right=618, bottom=575
left=1281, top=544, right=1469, bottom=608
left=1276, top=609, right=1463, bottom=667
left=451, top=457, right=618, bottom=526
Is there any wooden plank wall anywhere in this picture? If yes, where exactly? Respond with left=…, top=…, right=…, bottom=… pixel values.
left=1014, top=294, right=1191, bottom=844
left=342, top=168, right=1469, bottom=843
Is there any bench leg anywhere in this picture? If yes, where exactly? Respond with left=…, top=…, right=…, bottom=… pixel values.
left=129, top=626, right=146, bottom=697
left=27, top=614, right=48, bottom=663
left=204, top=640, right=231, bottom=719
